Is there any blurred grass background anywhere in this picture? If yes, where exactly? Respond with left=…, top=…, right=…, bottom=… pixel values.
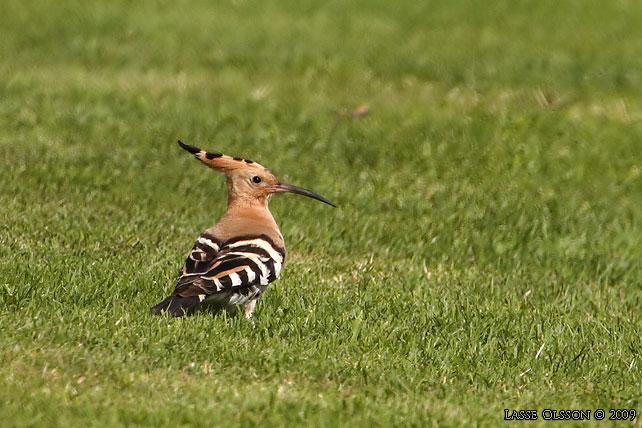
left=1, top=0, right=641, bottom=426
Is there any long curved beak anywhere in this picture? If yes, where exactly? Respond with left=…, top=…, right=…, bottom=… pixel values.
left=271, top=183, right=336, bottom=207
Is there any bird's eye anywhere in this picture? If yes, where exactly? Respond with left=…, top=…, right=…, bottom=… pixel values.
left=252, top=176, right=262, bottom=184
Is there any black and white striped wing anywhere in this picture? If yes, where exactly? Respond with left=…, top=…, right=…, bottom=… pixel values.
left=177, top=233, right=221, bottom=280
left=151, top=232, right=221, bottom=316
left=173, top=234, right=285, bottom=298
left=152, top=233, right=285, bottom=316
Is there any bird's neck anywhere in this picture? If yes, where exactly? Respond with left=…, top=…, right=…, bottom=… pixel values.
left=217, top=198, right=282, bottom=244
left=226, top=195, right=270, bottom=212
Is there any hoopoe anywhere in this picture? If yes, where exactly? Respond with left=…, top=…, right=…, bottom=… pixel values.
left=152, top=141, right=335, bottom=318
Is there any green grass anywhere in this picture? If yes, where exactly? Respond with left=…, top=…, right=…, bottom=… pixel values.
left=1, top=0, right=642, bottom=426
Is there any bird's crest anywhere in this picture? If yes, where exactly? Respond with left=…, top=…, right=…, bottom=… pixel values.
left=178, top=140, right=268, bottom=174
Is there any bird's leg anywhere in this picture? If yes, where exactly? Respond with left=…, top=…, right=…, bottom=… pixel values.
left=244, top=299, right=258, bottom=319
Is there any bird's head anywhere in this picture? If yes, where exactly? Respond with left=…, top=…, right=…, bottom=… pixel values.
left=178, top=140, right=336, bottom=208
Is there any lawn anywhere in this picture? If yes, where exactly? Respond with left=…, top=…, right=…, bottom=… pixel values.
left=1, top=0, right=641, bottom=426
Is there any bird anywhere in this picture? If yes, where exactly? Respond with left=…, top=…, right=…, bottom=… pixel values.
left=151, top=140, right=336, bottom=319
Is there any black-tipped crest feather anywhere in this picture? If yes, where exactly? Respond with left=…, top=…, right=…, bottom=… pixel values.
left=177, top=140, right=201, bottom=154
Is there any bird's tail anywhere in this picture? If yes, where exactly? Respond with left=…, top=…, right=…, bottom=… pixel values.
left=151, top=295, right=201, bottom=317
